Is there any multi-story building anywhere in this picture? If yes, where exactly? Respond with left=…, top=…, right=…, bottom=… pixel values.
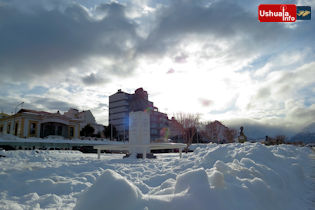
left=109, top=88, right=169, bottom=141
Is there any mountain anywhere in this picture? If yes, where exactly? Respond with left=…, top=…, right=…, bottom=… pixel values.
left=301, top=122, right=315, bottom=133
left=290, top=122, right=315, bottom=143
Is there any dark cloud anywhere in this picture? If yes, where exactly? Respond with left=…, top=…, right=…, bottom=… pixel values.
left=137, top=0, right=313, bottom=63
left=1, top=0, right=313, bottom=84
left=0, top=1, right=138, bottom=82
left=226, top=119, right=297, bottom=139
left=288, top=105, right=315, bottom=123
left=81, top=73, right=108, bottom=86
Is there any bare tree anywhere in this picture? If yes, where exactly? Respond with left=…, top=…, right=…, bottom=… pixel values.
left=205, top=121, right=219, bottom=142
left=174, top=113, right=200, bottom=148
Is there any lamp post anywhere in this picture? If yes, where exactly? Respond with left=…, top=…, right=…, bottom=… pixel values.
left=13, top=102, right=24, bottom=136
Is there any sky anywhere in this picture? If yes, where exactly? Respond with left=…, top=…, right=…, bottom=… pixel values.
left=0, top=0, right=314, bottom=138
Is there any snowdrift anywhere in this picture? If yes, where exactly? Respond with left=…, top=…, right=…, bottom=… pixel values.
left=0, top=143, right=313, bottom=210
left=75, top=143, right=313, bottom=210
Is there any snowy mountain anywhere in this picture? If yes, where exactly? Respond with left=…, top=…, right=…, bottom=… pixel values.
left=290, top=122, right=315, bottom=143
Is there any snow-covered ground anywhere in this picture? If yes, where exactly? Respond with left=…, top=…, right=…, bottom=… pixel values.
left=0, top=133, right=117, bottom=145
left=0, top=143, right=314, bottom=210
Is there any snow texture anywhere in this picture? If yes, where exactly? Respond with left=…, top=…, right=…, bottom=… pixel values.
left=0, top=143, right=314, bottom=210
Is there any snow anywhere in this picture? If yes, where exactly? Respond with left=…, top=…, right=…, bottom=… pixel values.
left=0, top=143, right=314, bottom=210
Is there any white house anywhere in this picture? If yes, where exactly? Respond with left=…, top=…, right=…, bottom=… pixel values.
left=64, top=108, right=104, bottom=136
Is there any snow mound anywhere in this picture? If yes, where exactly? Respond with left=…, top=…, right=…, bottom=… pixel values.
left=1, top=143, right=313, bottom=210
left=0, top=149, right=5, bottom=157
left=75, top=169, right=143, bottom=210
left=74, top=143, right=313, bottom=210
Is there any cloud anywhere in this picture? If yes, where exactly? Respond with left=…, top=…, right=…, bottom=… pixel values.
left=225, top=118, right=297, bottom=139
left=82, top=73, right=109, bottom=86
left=29, top=96, right=75, bottom=112
left=174, top=53, right=188, bottom=63
left=137, top=0, right=296, bottom=59
left=0, top=1, right=139, bottom=82
left=0, top=0, right=314, bottom=131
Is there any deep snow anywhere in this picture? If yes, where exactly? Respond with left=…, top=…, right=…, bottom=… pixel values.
left=0, top=143, right=314, bottom=210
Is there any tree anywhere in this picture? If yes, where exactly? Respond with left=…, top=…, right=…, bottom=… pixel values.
left=202, top=121, right=219, bottom=142
left=174, top=112, right=200, bottom=148
left=275, top=135, right=286, bottom=144
left=80, top=124, right=95, bottom=137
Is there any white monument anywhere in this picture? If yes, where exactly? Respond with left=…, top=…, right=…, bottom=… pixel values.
left=129, top=111, right=150, bottom=157
left=129, top=112, right=150, bottom=146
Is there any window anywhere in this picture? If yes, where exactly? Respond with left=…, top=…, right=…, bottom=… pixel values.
left=15, top=122, right=19, bottom=136
left=30, top=123, right=37, bottom=135
left=57, top=126, right=63, bottom=136
left=69, top=127, right=74, bottom=138
left=7, top=123, right=11, bottom=134
left=29, top=121, right=38, bottom=137
left=0, top=125, right=3, bottom=133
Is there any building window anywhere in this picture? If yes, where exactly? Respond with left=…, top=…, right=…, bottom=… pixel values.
left=29, top=121, right=38, bottom=137
left=0, top=125, right=3, bottom=133
left=15, top=122, right=19, bottom=136
left=57, top=126, right=63, bottom=136
left=69, top=127, right=74, bottom=138
left=7, top=123, right=11, bottom=134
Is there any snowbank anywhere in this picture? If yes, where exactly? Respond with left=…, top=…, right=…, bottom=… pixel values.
left=74, top=143, right=314, bottom=210
left=0, top=143, right=313, bottom=210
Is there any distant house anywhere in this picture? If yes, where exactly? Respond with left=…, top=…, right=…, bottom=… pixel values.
left=0, top=109, right=81, bottom=139
left=64, top=108, right=104, bottom=137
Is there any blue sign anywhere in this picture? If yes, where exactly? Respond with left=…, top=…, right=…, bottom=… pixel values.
left=297, top=6, right=311, bottom=20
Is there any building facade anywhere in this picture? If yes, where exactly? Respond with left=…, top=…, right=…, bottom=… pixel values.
left=0, top=109, right=81, bottom=139
left=64, top=108, right=104, bottom=136
left=109, top=88, right=169, bottom=141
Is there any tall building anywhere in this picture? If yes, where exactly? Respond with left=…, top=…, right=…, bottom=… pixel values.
left=109, top=88, right=169, bottom=141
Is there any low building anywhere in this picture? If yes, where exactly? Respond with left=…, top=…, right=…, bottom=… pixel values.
left=0, top=109, right=81, bottom=139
